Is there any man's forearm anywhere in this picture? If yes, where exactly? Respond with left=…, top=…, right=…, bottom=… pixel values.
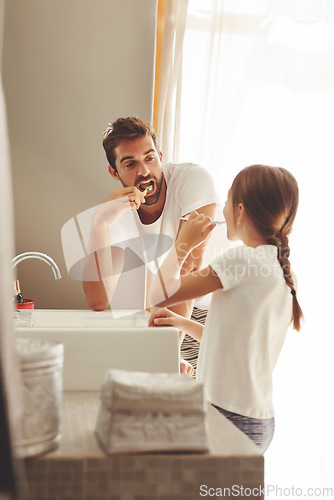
left=148, top=241, right=192, bottom=308
left=83, top=196, right=130, bottom=310
left=83, top=251, right=109, bottom=310
left=83, top=246, right=124, bottom=310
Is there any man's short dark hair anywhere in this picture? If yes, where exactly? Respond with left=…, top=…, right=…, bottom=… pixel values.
left=103, top=117, right=158, bottom=172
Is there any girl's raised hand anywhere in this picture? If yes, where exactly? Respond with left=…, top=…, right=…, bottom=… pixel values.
left=177, top=211, right=215, bottom=251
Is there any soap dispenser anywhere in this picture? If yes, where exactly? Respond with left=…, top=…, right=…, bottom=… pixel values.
left=13, top=280, right=24, bottom=304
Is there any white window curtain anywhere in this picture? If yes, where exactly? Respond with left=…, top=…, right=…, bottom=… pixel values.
left=157, top=0, right=334, bottom=496
left=157, top=0, right=189, bottom=160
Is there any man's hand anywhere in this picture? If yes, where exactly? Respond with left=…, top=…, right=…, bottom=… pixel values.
left=106, top=186, right=147, bottom=211
left=87, top=186, right=147, bottom=256
left=92, top=187, right=147, bottom=228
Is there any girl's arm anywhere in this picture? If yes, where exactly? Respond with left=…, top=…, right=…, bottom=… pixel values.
left=148, top=265, right=222, bottom=342
left=148, top=307, right=205, bottom=342
left=154, top=265, right=222, bottom=309
left=149, top=211, right=219, bottom=308
left=148, top=211, right=223, bottom=342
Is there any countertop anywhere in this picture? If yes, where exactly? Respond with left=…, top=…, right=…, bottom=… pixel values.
left=24, top=392, right=264, bottom=500
left=49, top=391, right=261, bottom=458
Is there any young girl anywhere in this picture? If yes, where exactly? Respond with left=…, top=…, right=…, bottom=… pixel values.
left=148, top=164, right=303, bottom=453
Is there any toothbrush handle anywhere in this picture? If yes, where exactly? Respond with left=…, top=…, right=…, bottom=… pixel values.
left=180, top=217, right=226, bottom=225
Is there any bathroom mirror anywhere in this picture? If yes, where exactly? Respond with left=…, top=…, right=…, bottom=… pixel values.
left=2, top=0, right=157, bottom=308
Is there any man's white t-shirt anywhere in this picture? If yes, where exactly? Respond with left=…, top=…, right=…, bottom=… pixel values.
left=196, top=244, right=293, bottom=419
left=108, top=163, right=228, bottom=310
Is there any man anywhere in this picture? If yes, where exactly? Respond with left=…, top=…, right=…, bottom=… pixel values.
left=83, top=117, right=222, bottom=374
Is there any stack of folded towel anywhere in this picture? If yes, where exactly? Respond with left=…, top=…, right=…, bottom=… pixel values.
left=95, top=369, right=208, bottom=454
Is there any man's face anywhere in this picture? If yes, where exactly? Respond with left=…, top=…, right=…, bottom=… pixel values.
left=111, top=135, right=164, bottom=206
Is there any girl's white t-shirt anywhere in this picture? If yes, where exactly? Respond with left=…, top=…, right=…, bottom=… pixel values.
left=196, top=244, right=293, bottom=419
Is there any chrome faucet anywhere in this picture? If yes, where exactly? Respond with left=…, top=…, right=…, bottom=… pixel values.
left=12, top=252, right=62, bottom=279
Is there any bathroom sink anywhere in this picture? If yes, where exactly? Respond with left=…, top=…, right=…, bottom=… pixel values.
left=15, top=309, right=180, bottom=390
left=27, top=309, right=149, bottom=328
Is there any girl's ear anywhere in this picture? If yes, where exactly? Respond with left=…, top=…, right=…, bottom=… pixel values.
left=235, top=203, right=245, bottom=225
left=108, top=165, right=119, bottom=180
left=159, top=151, right=163, bottom=161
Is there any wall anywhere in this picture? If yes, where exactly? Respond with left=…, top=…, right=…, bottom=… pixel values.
left=2, top=0, right=157, bottom=309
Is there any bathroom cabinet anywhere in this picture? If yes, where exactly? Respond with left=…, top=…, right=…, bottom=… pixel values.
left=23, top=392, right=264, bottom=500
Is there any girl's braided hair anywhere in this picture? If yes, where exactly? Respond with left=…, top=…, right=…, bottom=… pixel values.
left=231, top=164, right=303, bottom=331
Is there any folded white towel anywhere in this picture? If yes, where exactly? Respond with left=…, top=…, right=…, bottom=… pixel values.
left=95, top=404, right=208, bottom=454
left=100, top=369, right=206, bottom=414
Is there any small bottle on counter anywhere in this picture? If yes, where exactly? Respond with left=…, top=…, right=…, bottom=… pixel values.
left=13, top=280, right=24, bottom=304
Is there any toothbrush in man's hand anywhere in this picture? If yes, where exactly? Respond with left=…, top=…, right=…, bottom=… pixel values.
left=180, top=217, right=226, bottom=225
left=143, top=183, right=154, bottom=195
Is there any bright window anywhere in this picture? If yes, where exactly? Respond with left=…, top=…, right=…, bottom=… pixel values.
left=171, top=0, right=334, bottom=492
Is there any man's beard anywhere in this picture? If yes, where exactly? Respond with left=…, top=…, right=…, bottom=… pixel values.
left=142, top=174, right=164, bottom=206
left=119, top=172, right=165, bottom=206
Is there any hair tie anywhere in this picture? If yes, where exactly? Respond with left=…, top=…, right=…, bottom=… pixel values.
left=291, top=289, right=296, bottom=297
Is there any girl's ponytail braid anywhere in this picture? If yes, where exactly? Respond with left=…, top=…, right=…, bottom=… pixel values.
left=231, top=164, right=303, bottom=331
left=269, top=228, right=303, bottom=331
left=277, top=231, right=294, bottom=289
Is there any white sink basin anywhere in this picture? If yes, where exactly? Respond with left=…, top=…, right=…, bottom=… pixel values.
left=15, top=309, right=180, bottom=390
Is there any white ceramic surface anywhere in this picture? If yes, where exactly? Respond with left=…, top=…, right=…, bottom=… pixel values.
left=15, top=309, right=180, bottom=390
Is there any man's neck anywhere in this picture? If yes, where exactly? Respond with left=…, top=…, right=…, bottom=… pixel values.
left=137, top=177, right=167, bottom=224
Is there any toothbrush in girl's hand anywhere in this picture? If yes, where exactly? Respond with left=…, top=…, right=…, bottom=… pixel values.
left=180, top=217, right=226, bottom=225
